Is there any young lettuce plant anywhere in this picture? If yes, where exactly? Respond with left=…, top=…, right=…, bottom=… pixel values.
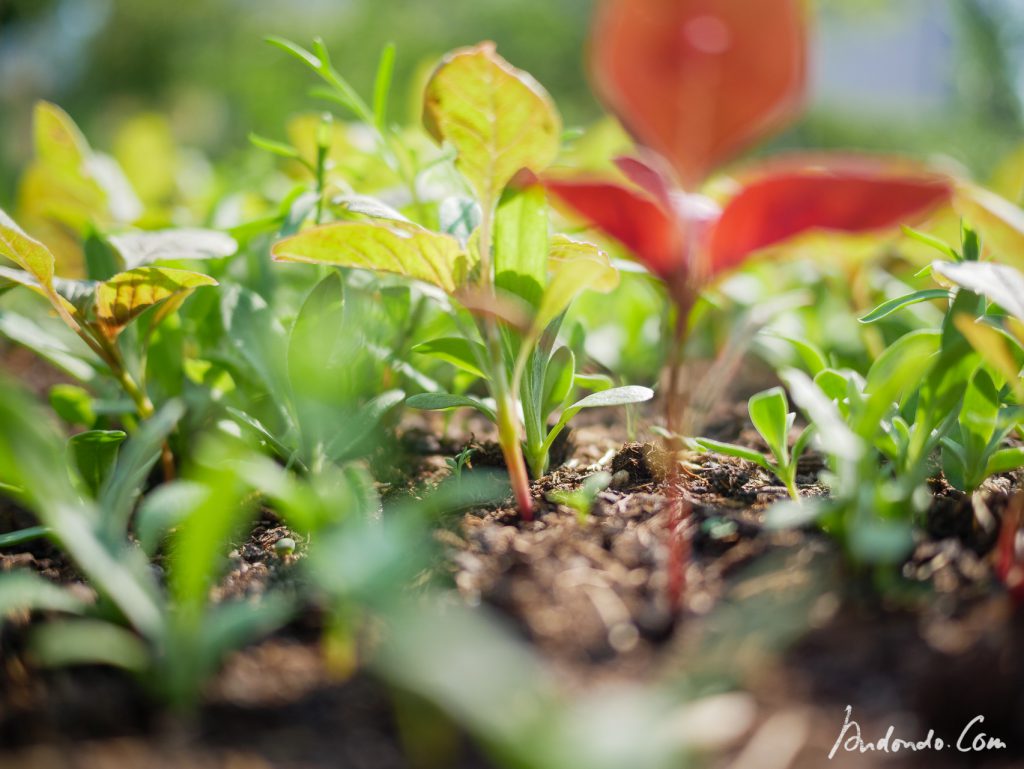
left=272, top=44, right=652, bottom=518
left=696, top=387, right=813, bottom=501
left=546, top=0, right=952, bottom=434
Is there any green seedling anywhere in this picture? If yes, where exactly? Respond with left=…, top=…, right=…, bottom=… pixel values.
left=270, top=44, right=653, bottom=519
left=697, top=387, right=813, bottom=501
left=445, top=446, right=475, bottom=483
left=545, top=471, right=613, bottom=522
left=0, top=382, right=291, bottom=709
left=940, top=369, right=1024, bottom=491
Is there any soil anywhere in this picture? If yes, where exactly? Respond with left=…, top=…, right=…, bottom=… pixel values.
left=2, top=348, right=1024, bottom=768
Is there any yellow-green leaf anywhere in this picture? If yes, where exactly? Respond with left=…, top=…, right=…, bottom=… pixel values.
left=272, top=221, right=473, bottom=293
left=423, top=43, right=561, bottom=207
left=533, top=236, right=618, bottom=334
left=953, top=183, right=1024, bottom=270
left=96, top=267, right=217, bottom=338
left=0, top=209, right=55, bottom=288
left=953, top=314, right=1024, bottom=398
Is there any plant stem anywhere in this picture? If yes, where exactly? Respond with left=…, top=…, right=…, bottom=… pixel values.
left=496, top=388, right=534, bottom=518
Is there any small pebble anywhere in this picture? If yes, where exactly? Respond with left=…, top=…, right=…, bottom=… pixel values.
left=610, top=469, right=630, bottom=489
left=274, top=537, right=296, bottom=557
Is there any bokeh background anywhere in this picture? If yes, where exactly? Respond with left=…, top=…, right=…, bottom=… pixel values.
left=1, top=0, right=1023, bottom=209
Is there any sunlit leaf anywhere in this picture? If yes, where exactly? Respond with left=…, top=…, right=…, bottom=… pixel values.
left=859, top=289, right=950, bottom=324
left=108, top=229, right=237, bottom=270
left=953, top=183, right=1024, bottom=270
left=272, top=221, right=473, bottom=293
left=562, top=385, right=653, bottom=421
left=31, top=619, right=149, bottom=672
left=423, top=43, right=561, bottom=207
left=932, top=260, right=1024, bottom=321
left=95, top=266, right=217, bottom=338
left=533, top=236, right=619, bottom=335
left=591, top=0, right=808, bottom=187
left=0, top=209, right=55, bottom=288
left=953, top=315, right=1024, bottom=397
left=545, top=176, right=683, bottom=278
left=708, top=160, right=951, bottom=273
left=494, top=179, right=548, bottom=308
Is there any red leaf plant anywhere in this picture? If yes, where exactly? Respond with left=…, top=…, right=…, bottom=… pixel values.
left=547, top=0, right=952, bottom=610
left=547, top=0, right=951, bottom=434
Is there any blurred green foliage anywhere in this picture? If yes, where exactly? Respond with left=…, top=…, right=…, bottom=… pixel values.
left=3, top=0, right=1024, bottom=209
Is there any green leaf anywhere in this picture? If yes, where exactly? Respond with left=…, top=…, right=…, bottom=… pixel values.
left=98, top=400, right=186, bottom=543
left=960, top=369, right=1000, bottom=462
left=748, top=387, right=790, bottom=463
left=562, top=385, right=653, bottom=422
left=68, top=430, right=127, bottom=498
left=901, top=226, right=959, bottom=260
left=541, top=346, right=575, bottom=418
left=0, top=571, right=85, bottom=619
left=765, top=334, right=828, bottom=376
left=135, top=480, right=205, bottom=557
left=932, top=260, right=1024, bottom=322
left=95, top=266, right=217, bottom=338
left=249, top=132, right=302, bottom=161
left=695, top=438, right=771, bottom=471
left=439, top=197, right=480, bottom=240
left=0, top=311, right=97, bottom=382
left=859, top=289, right=950, bottom=324
left=533, top=236, right=618, bottom=336
left=412, top=337, right=488, bottom=379
left=494, top=181, right=548, bottom=308
left=986, top=446, right=1024, bottom=476
left=225, top=407, right=301, bottom=469
left=107, top=229, right=237, bottom=270
left=31, top=619, right=149, bottom=672
left=953, top=183, right=1024, bottom=270
left=0, top=526, right=48, bottom=549
left=422, top=43, right=561, bottom=207
left=0, top=209, right=55, bottom=288
left=272, top=221, right=473, bottom=293
left=406, top=392, right=496, bottom=423
left=49, top=384, right=96, bottom=427
left=372, top=43, right=396, bottom=131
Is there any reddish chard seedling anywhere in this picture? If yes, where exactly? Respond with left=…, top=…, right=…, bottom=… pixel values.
left=271, top=43, right=652, bottom=518
left=546, top=0, right=951, bottom=436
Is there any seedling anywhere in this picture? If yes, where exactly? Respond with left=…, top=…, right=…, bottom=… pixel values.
left=271, top=43, right=653, bottom=518
left=547, top=0, right=950, bottom=434
left=545, top=471, right=612, bottom=522
left=445, top=446, right=475, bottom=483
left=697, top=387, right=813, bottom=501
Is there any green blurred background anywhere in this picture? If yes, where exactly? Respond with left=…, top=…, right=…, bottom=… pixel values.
left=1, top=0, right=1023, bottom=208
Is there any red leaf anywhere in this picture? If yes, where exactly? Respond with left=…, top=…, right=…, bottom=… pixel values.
left=706, top=159, right=952, bottom=274
left=613, top=155, right=674, bottom=212
left=591, top=0, right=807, bottom=189
left=545, top=176, right=685, bottom=278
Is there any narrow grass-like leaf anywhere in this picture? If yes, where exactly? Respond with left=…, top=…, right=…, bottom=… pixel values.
left=695, top=438, right=771, bottom=470
left=859, top=289, right=949, bottom=324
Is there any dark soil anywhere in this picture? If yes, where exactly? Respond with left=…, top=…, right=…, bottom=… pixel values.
left=2, top=348, right=1024, bottom=767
